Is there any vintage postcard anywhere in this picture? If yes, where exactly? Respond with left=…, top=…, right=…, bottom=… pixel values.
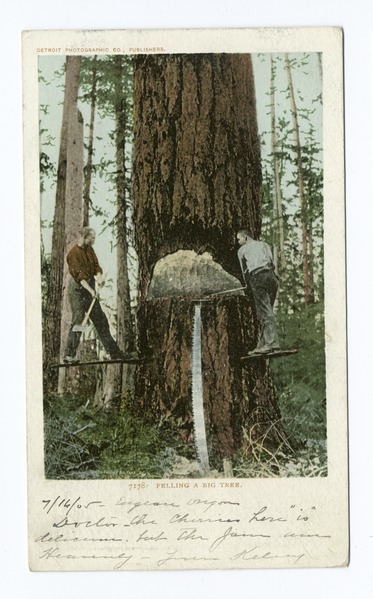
left=23, top=28, right=347, bottom=571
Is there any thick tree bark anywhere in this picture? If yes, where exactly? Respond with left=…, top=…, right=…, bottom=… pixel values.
left=43, top=56, right=82, bottom=389
left=135, top=296, right=286, bottom=457
left=132, top=54, right=287, bottom=464
left=133, top=54, right=262, bottom=301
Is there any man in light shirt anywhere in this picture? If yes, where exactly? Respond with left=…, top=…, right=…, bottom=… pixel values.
left=237, top=228, right=280, bottom=354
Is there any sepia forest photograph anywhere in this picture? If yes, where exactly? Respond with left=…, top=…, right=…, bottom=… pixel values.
left=39, top=51, right=326, bottom=480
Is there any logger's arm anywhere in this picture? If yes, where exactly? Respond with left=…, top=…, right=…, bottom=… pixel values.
left=80, top=279, right=96, bottom=297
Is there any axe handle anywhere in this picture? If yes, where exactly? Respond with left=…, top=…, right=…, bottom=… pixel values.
left=81, top=296, right=96, bottom=327
left=212, top=285, right=247, bottom=296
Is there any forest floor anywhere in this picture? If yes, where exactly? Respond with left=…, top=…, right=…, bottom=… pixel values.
left=43, top=386, right=327, bottom=480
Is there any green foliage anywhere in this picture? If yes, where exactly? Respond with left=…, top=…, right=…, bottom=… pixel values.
left=43, top=392, right=178, bottom=479
left=44, top=396, right=97, bottom=478
left=277, top=302, right=325, bottom=384
left=40, top=246, right=51, bottom=321
left=272, top=301, right=326, bottom=443
left=280, top=383, right=326, bottom=441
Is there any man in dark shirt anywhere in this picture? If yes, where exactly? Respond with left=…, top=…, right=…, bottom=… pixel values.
left=237, top=228, right=280, bottom=354
left=64, top=226, right=127, bottom=363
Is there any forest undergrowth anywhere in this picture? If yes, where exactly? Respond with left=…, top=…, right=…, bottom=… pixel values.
left=43, top=385, right=327, bottom=480
left=44, top=304, right=327, bottom=481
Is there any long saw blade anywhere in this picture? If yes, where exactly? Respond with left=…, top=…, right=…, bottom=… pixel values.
left=191, top=303, right=210, bottom=475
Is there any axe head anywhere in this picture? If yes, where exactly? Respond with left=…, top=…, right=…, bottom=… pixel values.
left=72, top=324, right=94, bottom=333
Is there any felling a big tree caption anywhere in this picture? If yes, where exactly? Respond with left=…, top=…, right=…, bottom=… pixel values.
left=132, top=53, right=295, bottom=475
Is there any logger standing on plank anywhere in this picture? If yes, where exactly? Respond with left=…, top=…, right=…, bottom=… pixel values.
left=237, top=228, right=280, bottom=355
left=63, top=226, right=127, bottom=364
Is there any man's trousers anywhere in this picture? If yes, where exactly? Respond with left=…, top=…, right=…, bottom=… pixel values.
left=244, top=269, right=279, bottom=349
left=64, top=278, right=122, bottom=359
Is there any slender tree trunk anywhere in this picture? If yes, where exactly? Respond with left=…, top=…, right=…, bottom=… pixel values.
left=285, top=53, right=312, bottom=304
left=75, top=57, right=100, bottom=387
left=83, top=56, right=97, bottom=227
left=318, top=52, right=323, bottom=82
left=132, top=54, right=288, bottom=464
left=270, top=55, right=286, bottom=280
left=114, top=56, right=135, bottom=357
left=58, top=104, right=84, bottom=394
left=43, top=56, right=82, bottom=390
left=305, top=154, right=316, bottom=303
left=308, top=220, right=315, bottom=302
left=98, top=56, right=135, bottom=408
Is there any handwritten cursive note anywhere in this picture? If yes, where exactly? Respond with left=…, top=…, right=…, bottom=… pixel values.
left=28, top=485, right=339, bottom=571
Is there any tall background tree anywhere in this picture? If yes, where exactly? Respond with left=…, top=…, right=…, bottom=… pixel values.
left=269, top=54, right=286, bottom=282
left=42, top=56, right=83, bottom=390
left=87, top=55, right=136, bottom=406
left=285, top=53, right=313, bottom=304
left=112, top=55, right=136, bottom=388
left=82, top=55, right=98, bottom=228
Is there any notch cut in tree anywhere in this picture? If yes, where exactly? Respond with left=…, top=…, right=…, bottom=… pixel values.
left=132, top=54, right=289, bottom=466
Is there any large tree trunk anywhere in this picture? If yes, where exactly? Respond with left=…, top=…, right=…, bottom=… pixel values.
left=132, top=54, right=287, bottom=467
left=43, top=56, right=82, bottom=391
left=133, top=54, right=262, bottom=300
